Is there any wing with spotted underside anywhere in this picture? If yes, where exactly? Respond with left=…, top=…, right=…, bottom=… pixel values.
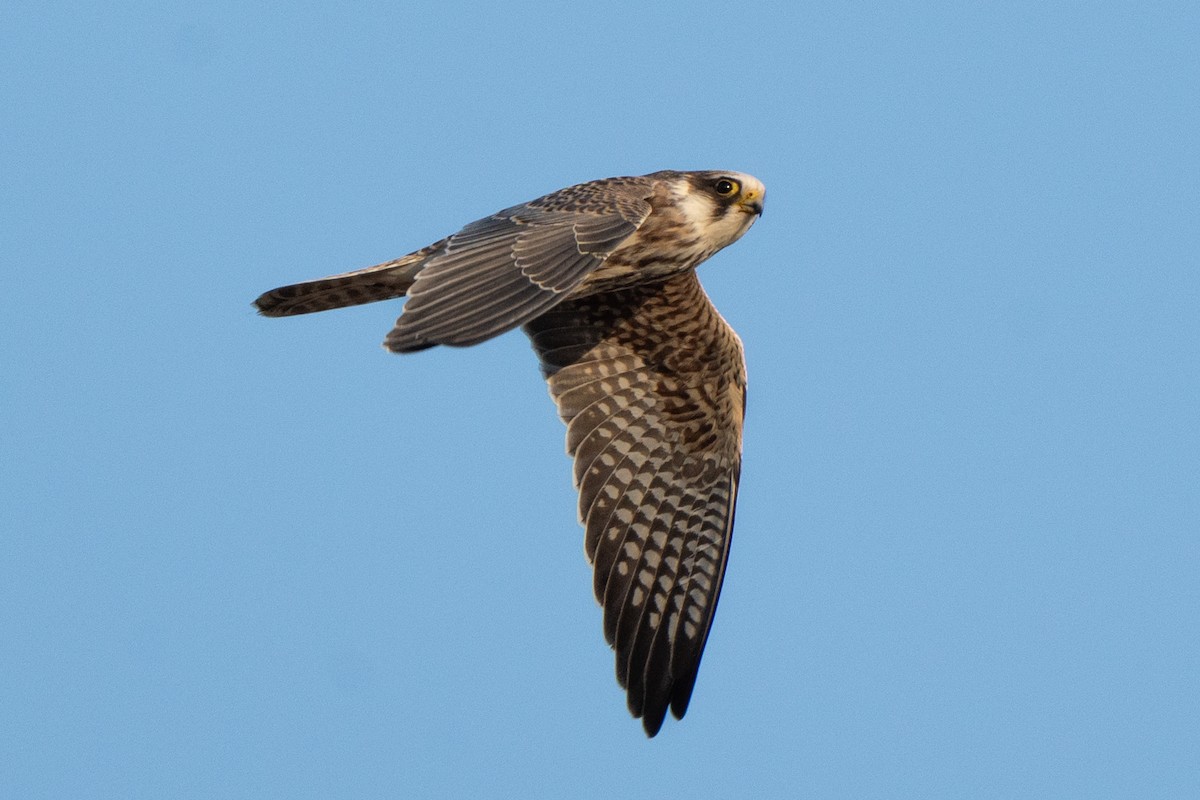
left=523, top=270, right=746, bottom=737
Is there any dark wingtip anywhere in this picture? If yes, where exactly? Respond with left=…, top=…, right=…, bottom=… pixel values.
left=382, top=330, right=436, bottom=354
left=670, top=672, right=699, bottom=721
left=641, top=704, right=668, bottom=738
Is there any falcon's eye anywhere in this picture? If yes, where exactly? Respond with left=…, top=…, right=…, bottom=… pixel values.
left=714, top=178, right=740, bottom=197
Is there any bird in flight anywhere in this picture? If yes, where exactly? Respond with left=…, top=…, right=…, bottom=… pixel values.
left=254, top=169, right=764, bottom=736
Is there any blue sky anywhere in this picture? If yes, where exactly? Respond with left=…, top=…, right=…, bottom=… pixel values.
left=3, top=2, right=1198, bottom=797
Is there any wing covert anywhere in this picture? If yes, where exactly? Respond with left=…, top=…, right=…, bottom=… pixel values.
left=385, top=195, right=650, bottom=353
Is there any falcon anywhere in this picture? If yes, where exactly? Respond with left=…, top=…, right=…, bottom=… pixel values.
left=254, top=169, right=765, bottom=736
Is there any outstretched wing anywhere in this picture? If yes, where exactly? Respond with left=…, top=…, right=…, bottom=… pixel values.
left=254, top=180, right=653, bottom=353
left=523, top=270, right=746, bottom=737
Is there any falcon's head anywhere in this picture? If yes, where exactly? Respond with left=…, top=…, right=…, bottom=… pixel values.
left=672, top=170, right=765, bottom=252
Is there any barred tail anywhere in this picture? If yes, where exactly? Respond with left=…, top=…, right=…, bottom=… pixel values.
left=254, top=251, right=430, bottom=317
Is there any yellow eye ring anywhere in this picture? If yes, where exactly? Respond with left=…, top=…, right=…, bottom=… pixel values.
left=714, top=178, right=740, bottom=197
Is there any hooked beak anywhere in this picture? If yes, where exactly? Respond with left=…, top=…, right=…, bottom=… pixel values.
left=739, top=186, right=765, bottom=217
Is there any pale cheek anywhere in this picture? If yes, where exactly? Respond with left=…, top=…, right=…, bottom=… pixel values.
left=674, top=190, right=754, bottom=251
left=675, top=191, right=718, bottom=230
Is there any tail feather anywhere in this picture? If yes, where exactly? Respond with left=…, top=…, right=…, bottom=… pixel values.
left=253, top=250, right=433, bottom=317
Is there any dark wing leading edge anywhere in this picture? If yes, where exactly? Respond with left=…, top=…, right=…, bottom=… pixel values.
left=254, top=182, right=652, bottom=353
left=523, top=270, right=747, bottom=737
